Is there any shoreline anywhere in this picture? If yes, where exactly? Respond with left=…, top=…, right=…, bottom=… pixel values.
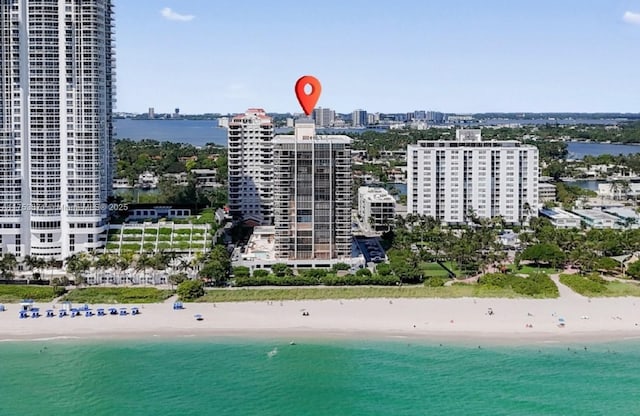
left=2, top=296, right=640, bottom=346
left=3, top=328, right=640, bottom=348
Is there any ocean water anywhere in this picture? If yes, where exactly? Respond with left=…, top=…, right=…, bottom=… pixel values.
left=1, top=338, right=639, bottom=415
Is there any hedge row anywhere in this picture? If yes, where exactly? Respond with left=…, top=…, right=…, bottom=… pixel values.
left=234, top=274, right=400, bottom=287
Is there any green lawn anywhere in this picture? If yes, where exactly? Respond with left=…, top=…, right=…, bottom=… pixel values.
left=420, top=262, right=451, bottom=278
left=604, top=281, right=640, bottom=297
left=62, top=288, right=174, bottom=304
left=0, top=285, right=61, bottom=303
left=508, top=264, right=558, bottom=275
left=197, top=285, right=531, bottom=303
left=560, top=274, right=640, bottom=297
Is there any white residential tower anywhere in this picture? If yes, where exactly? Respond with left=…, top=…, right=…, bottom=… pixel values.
left=227, top=108, right=274, bottom=225
left=0, top=0, right=115, bottom=259
left=407, top=129, right=539, bottom=224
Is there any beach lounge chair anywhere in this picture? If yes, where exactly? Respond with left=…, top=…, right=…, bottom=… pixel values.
left=109, top=308, right=118, bottom=315
left=97, top=308, right=105, bottom=316
left=0, top=304, right=5, bottom=312
left=59, top=310, right=67, bottom=318
left=31, top=308, right=40, bottom=318
left=19, top=310, right=28, bottom=319
left=85, top=310, right=93, bottom=317
left=131, top=307, right=140, bottom=315
left=46, top=310, right=54, bottom=318
left=119, top=308, right=127, bottom=316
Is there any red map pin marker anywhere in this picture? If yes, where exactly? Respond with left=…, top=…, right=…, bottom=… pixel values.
left=295, top=75, right=322, bottom=116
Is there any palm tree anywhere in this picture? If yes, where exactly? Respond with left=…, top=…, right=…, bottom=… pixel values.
left=95, top=254, right=116, bottom=284
left=134, top=253, right=154, bottom=285
left=151, top=251, right=170, bottom=284
left=522, top=202, right=533, bottom=226
left=176, top=257, right=194, bottom=279
left=0, top=254, right=17, bottom=280
left=65, top=253, right=92, bottom=286
left=164, top=250, right=180, bottom=273
left=115, top=256, right=130, bottom=285
left=46, top=258, right=58, bottom=282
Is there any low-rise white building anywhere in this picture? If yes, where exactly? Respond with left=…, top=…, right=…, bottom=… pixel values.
left=191, top=169, right=220, bottom=189
left=597, top=181, right=640, bottom=200
left=358, top=187, right=396, bottom=232
left=603, top=207, right=640, bottom=228
left=233, top=226, right=365, bottom=271
left=539, top=208, right=582, bottom=228
left=138, top=172, right=159, bottom=189
left=572, top=209, right=622, bottom=229
left=538, top=182, right=556, bottom=202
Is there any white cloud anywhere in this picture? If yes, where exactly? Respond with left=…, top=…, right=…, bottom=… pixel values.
left=623, top=11, right=640, bottom=25
left=160, top=7, right=195, bottom=22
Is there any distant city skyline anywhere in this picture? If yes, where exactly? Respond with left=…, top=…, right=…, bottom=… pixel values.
left=115, top=1, right=640, bottom=114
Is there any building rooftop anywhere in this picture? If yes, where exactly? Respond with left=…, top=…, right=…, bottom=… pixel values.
left=603, top=207, right=640, bottom=220
left=241, top=226, right=276, bottom=262
left=572, top=209, right=620, bottom=222
left=539, top=208, right=581, bottom=220
left=410, top=140, right=530, bottom=149
left=358, top=187, right=396, bottom=204
left=190, top=169, right=217, bottom=175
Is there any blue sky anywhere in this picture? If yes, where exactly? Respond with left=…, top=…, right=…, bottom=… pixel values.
left=115, top=0, right=640, bottom=114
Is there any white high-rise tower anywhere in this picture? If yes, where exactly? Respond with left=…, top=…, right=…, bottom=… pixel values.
left=0, top=0, right=115, bottom=259
left=227, top=108, right=274, bottom=225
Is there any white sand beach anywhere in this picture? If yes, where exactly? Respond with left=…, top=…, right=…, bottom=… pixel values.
left=2, top=292, right=640, bottom=344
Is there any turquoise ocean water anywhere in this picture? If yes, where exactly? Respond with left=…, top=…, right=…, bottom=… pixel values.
left=1, top=338, right=640, bottom=415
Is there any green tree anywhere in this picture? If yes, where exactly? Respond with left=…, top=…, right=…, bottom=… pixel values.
left=626, top=261, right=640, bottom=280
left=199, top=245, right=231, bottom=286
left=520, top=243, right=565, bottom=268
left=168, top=272, right=188, bottom=288
left=177, top=279, right=204, bottom=300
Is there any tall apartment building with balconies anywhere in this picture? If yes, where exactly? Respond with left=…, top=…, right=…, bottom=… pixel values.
left=227, top=108, right=274, bottom=225
left=312, top=107, right=335, bottom=128
left=272, top=120, right=352, bottom=261
left=407, top=129, right=539, bottom=225
left=0, top=0, right=115, bottom=259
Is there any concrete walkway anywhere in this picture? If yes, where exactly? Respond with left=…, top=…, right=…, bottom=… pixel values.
left=549, top=269, right=586, bottom=300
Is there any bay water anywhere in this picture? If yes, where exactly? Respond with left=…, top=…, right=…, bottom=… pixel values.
left=1, top=337, right=639, bottom=415
left=113, top=119, right=640, bottom=160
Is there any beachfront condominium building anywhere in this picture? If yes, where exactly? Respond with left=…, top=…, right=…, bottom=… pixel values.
left=272, top=120, right=352, bottom=261
left=0, top=0, right=115, bottom=260
left=407, top=129, right=539, bottom=225
left=227, top=108, right=274, bottom=225
left=358, top=187, right=395, bottom=232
